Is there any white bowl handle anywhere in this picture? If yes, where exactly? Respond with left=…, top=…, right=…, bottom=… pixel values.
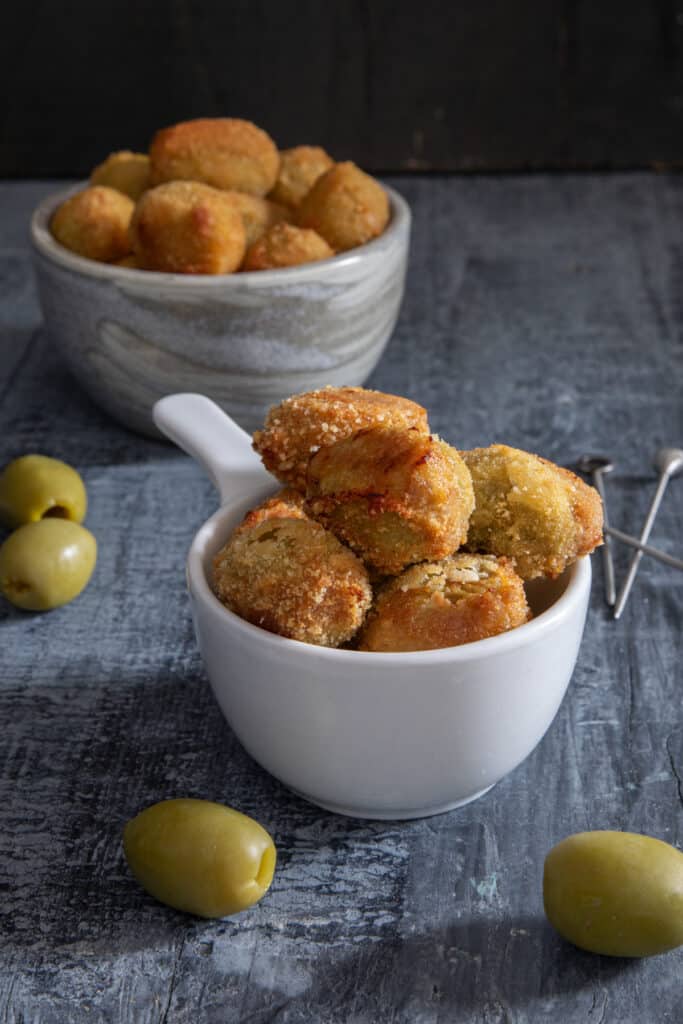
left=153, top=393, right=272, bottom=505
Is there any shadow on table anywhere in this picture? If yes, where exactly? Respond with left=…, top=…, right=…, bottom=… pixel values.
left=0, top=662, right=325, bottom=957
left=0, top=660, right=643, bottom=1017
left=270, top=914, right=641, bottom=1021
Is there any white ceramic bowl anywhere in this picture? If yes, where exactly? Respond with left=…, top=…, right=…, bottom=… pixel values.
left=30, top=183, right=410, bottom=437
left=154, top=394, right=592, bottom=820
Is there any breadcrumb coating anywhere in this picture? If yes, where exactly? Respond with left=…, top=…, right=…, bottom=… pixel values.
left=221, top=191, right=290, bottom=248
left=269, top=146, right=334, bottom=209
left=359, top=554, right=530, bottom=652
left=90, top=151, right=151, bottom=200
left=212, top=516, right=372, bottom=647
left=253, top=386, right=429, bottom=491
left=130, top=181, right=246, bottom=274
left=234, top=488, right=307, bottom=533
left=297, top=162, right=389, bottom=251
left=243, top=223, right=333, bottom=271
left=149, top=117, right=280, bottom=196
left=305, top=426, right=475, bottom=575
left=462, top=444, right=603, bottom=579
left=50, top=186, right=134, bottom=263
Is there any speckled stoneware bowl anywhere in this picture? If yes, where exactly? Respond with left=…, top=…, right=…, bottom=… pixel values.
left=30, top=183, right=410, bottom=437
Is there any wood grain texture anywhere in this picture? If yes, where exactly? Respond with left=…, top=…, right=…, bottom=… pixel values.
left=1, top=175, right=682, bottom=1021
left=4, top=1, right=683, bottom=174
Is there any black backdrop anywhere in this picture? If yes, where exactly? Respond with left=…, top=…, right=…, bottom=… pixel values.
left=3, top=0, right=683, bottom=177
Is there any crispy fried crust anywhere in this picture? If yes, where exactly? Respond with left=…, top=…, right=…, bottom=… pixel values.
left=269, top=146, right=334, bottom=209
left=149, top=117, right=280, bottom=196
left=297, top=162, right=389, bottom=251
left=243, top=223, right=334, bottom=271
left=220, top=191, right=290, bottom=248
left=234, top=489, right=307, bottom=533
left=90, top=151, right=151, bottom=200
left=305, top=426, right=475, bottom=575
left=359, top=554, right=530, bottom=652
left=130, top=181, right=246, bottom=274
left=50, top=186, right=134, bottom=263
left=462, top=444, right=603, bottom=579
left=212, top=516, right=372, bottom=647
left=253, top=386, right=429, bottom=491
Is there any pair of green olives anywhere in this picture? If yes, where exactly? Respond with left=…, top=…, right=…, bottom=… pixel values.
left=0, top=454, right=96, bottom=611
left=544, top=830, right=683, bottom=957
left=123, top=799, right=276, bottom=918
left=125, top=813, right=683, bottom=941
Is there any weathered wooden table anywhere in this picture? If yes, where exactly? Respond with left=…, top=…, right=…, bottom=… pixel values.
left=1, top=176, right=681, bottom=1023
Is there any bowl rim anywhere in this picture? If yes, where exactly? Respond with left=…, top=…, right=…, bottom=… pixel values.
left=188, top=497, right=592, bottom=668
left=29, top=180, right=411, bottom=287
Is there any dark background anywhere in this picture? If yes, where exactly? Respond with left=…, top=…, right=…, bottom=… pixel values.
left=3, top=0, right=683, bottom=177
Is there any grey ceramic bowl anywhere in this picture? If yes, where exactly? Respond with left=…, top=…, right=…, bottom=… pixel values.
left=30, top=183, right=411, bottom=437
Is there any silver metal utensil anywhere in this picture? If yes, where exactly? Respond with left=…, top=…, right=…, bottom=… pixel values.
left=575, top=455, right=616, bottom=606
left=613, top=447, right=683, bottom=620
left=604, top=526, right=683, bottom=571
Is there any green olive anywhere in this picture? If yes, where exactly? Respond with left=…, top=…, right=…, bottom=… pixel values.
left=543, top=830, right=683, bottom=957
left=123, top=799, right=277, bottom=918
left=0, top=454, right=87, bottom=529
left=0, top=519, right=97, bottom=611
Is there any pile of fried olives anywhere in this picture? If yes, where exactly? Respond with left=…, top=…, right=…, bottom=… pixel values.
left=50, top=118, right=390, bottom=275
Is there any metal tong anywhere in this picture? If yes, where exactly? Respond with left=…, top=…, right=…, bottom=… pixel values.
left=575, top=450, right=683, bottom=616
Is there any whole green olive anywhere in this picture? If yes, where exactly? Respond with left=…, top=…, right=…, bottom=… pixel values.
left=0, top=519, right=97, bottom=611
left=543, top=830, right=683, bottom=957
left=123, top=798, right=277, bottom=919
left=0, top=454, right=87, bottom=529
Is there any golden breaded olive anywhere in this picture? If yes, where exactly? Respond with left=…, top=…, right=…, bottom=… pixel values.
left=90, top=150, right=151, bottom=201
left=297, top=161, right=389, bottom=251
left=0, top=520, right=96, bottom=611
left=123, top=799, right=276, bottom=918
left=543, top=831, right=683, bottom=957
left=50, top=186, right=134, bottom=263
left=0, top=454, right=87, bottom=529
left=269, top=145, right=334, bottom=209
left=130, top=181, right=246, bottom=274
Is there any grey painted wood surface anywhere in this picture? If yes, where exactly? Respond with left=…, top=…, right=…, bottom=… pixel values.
left=0, top=177, right=681, bottom=1022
